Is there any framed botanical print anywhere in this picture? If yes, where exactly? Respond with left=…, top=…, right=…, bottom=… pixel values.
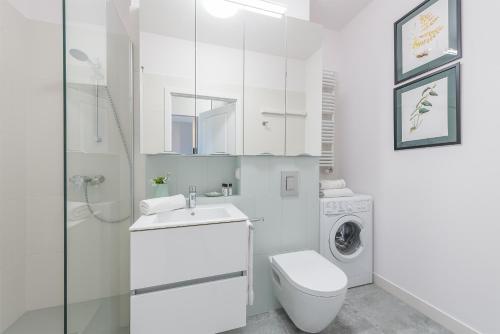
left=394, top=0, right=461, bottom=84
left=394, top=64, right=460, bottom=150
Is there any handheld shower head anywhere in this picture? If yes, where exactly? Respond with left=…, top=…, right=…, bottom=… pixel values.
left=69, top=48, right=90, bottom=62
left=69, top=48, right=104, bottom=81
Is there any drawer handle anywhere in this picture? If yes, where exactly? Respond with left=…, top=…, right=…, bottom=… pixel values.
left=248, top=217, right=264, bottom=223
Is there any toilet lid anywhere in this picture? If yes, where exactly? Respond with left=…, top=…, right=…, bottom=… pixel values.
left=271, top=250, right=348, bottom=298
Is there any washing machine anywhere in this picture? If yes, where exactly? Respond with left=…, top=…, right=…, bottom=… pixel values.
left=320, top=195, right=373, bottom=288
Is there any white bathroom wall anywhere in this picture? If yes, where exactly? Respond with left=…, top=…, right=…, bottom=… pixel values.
left=322, top=28, right=341, bottom=72
left=0, top=0, right=64, bottom=331
left=335, top=1, right=500, bottom=333
left=0, top=2, right=29, bottom=330
left=24, top=12, right=64, bottom=312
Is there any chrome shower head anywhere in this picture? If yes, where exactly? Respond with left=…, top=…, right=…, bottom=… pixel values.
left=69, top=48, right=90, bottom=62
left=69, top=48, right=104, bottom=80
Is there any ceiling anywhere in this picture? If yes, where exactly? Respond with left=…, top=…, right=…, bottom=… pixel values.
left=310, top=0, right=373, bottom=31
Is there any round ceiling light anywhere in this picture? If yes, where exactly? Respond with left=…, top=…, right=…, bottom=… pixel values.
left=203, top=0, right=238, bottom=18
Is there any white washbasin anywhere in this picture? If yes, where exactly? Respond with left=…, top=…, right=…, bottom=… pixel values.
left=130, top=203, right=248, bottom=231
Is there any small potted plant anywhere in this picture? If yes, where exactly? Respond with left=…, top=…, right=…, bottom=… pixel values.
left=151, top=173, right=171, bottom=198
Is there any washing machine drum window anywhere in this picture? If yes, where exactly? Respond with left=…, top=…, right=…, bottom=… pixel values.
left=329, top=216, right=365, bottom=262
left=335, top=222, right=361, bottom=255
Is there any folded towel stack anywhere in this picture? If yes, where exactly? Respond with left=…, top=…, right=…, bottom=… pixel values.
left=68, top=202, right=90, bottom=221
left=320, top=179, right=354, bottom=198
left=140, top=194, right=186, bottom=216
left=320, top=188, right=354, bottom=198
left=320, top=179, right=346, bottom=190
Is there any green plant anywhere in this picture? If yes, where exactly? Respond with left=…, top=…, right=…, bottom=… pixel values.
left=151, top=173, right=171, bottom=185
left=410, top=83, right=438, bottom=132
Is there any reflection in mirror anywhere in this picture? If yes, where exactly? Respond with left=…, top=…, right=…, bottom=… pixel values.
left=169, top=94, right=237, bottom=155
left=196, top=2, right=244, bottom=155
left=286, top=17, right=323, bottom=156
left=140, top=0, right=196, bottom=154
left=171, top=93, right=196, bottom=155
left=243, top=12, right=287, bottom=155
left=198, top=98, right=237, bottom=155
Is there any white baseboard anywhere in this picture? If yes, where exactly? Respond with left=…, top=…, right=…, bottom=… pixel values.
left=373, top=274, right=481, bottom=334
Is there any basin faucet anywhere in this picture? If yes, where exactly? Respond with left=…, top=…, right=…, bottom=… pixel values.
left=188, top=185, right=197, bottom=208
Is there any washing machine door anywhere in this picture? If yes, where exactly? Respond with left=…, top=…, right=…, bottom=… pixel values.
left=329, top=215, right=365, bottom=262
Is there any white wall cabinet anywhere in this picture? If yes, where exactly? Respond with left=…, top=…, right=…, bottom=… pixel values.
left=139, top=0, right=323, bottom=156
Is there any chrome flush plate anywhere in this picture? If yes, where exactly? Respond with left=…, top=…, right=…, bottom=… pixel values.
left=281, top=171, right=299, bottom=197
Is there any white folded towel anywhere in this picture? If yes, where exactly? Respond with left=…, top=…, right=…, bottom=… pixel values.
left=139, top=194, right=186, bottom=216
left=68, top=202, right=90, bottom=221
left=320, top=179, right=347, bottom=190
left=320, top=188, right=354, bottom=198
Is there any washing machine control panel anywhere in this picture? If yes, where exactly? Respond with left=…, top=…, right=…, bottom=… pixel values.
left=324, top=199, right=371, bottom=215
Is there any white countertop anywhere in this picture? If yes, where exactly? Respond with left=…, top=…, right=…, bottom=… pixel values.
left=130, top=203, right=248, bottom=232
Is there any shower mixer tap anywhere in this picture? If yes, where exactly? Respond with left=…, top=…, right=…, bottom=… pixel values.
left=69, top=175, right=105, bottom=187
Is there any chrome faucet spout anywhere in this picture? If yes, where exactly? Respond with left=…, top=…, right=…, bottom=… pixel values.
left=188, top=185, right=197, bottom=208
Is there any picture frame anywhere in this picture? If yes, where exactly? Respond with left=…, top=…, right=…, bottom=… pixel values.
left=394, top=64, right=460, bottom=150
left=394, top=0, right=461, bottom=84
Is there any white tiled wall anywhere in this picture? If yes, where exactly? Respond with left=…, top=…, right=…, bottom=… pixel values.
left=145, top=155, right=240, bottom=198
left=239, top=156, right=320, bottom=315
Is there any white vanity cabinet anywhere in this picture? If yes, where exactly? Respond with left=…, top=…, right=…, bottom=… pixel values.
left=130, top=205, right=250, bottom=334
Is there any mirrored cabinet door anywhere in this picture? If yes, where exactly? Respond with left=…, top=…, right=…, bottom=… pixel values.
left=139, top=1, right=324, bottom=156
left=285, top=17, right=323, bottom=156
left=195, top=4, right=244, bottom=155
left=140, top=0, right=196, bottom=154
left=243, top=12, right=287, bottom=156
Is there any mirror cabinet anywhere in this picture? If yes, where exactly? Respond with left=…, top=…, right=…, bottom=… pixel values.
left=140, top=0, right=323, bottom=156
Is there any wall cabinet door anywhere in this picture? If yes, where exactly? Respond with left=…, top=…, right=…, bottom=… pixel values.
left=243, top=12, right=287, bottom=156
left=195, top=4, right=244, bottom=155
left=285, top=17, right=323, bottom=156
left=140, top=3, right=323, bottom=156
left=140, top=0, right=196, bottom=154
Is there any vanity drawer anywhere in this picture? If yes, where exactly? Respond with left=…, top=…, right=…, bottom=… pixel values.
left=131, top=276, right=247, bottom=334
left=131, top=220, right=248, bottom=290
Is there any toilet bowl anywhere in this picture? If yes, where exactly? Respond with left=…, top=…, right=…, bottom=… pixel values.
left=270, top=250, right=348, bottom=333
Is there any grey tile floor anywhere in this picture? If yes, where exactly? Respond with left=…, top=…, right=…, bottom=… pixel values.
left=5, top=285, right=450, bottom=334
left=3, top=296, right=128, bottom=334
left=226, top=284, right=452, bottom=334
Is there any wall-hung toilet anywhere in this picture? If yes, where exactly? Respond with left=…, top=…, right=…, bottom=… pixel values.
left=270, top=250, right=348, bottom=333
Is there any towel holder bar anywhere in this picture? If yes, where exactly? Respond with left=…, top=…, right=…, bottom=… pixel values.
left=248, top=217, right=264, bottom=224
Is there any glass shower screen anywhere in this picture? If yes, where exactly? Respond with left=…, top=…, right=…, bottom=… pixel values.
left=64, top=0, right=133, bottom=333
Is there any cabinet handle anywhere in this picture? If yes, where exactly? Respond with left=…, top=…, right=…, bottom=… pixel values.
left=248, top=217, right=264, bottom=223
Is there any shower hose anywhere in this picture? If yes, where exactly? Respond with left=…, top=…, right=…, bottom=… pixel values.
left=82, top=85, right=132, bottom=224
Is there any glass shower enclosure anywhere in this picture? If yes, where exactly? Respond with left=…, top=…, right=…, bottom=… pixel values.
left=64, top=0, right=133, bottom=333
